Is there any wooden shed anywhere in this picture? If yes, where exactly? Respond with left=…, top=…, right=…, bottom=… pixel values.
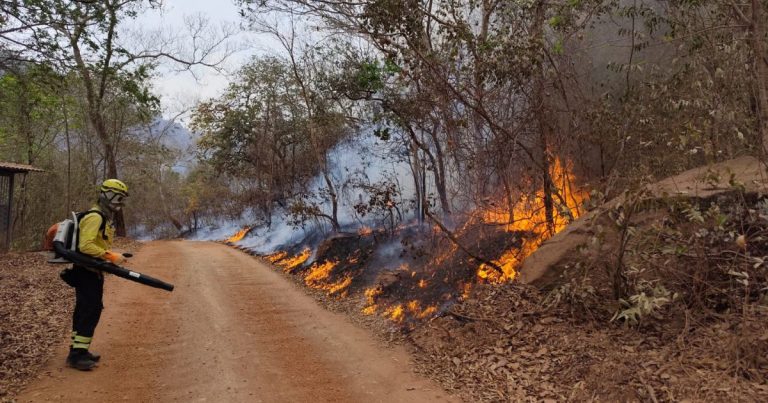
left=0, top=162, right=44, bottom=251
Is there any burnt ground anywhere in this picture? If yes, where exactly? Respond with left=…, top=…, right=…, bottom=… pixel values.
left=406, top=164, right=768, bottom=401
left=406, top=173, right=767, bottom=401
left=269, top=225, right=768, bottom=401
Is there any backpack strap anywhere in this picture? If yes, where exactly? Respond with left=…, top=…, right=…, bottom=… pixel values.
left=77, top=209, right=108, bottom=239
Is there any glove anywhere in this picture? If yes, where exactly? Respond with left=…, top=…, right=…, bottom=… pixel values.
left=103, top=251, right=127, bottom=265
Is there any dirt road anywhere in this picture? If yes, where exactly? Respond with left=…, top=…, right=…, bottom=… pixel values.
left=16, top=241, right=454, bottom=402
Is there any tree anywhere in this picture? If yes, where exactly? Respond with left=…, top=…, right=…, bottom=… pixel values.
left=729, top=0, right=768, bottom=157
left=0, top=62, right=66, bottom=243
left=192, top=49, right=352, bottom=232
left=241, top=0, right=583, bottom=231
left=3, top=0, right=235, bottom=234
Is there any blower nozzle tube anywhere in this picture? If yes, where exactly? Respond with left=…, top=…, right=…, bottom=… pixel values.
left=52, top=241, right=174, bottom=292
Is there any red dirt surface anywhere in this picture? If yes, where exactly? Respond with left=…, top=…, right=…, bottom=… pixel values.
left=12, top=241, right=455, bottom=402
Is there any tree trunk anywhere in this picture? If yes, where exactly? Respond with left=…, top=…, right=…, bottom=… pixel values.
left=157, top=169, right=183, bottom=232
left=752, top=0, right=768, bottom=157
left=102, top=139, right=126, bottom=236
left=12, top=86, right=31, bottom=240
left=68, top=2, right=127, bottom=236
left=64, top=100, right=72, bottom=211
left=409, top=141, right=425, bottom=225
left=431, top=129, right=451, bottom=215
left=322, top=170, right=340, bottom=232
left=541, top=154, right=556, bottom=236
left=533, top=0, right=557, bottom=236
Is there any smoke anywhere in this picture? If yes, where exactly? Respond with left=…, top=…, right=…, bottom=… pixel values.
left=237, top=213, right=308, bottom=254
left=366, top=239, right=407, bottom=271
left=310, top=129, right=418, bottom=229
left=194, top=129, right=422, bottom=254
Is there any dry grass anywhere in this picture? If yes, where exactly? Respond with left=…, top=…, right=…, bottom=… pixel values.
left=406, top=284, right=768, bottom=402
left=0, top=251, right=71, bottom=401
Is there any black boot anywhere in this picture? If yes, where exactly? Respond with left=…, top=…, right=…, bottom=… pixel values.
left=86, top=351, right=101, bottom=362
left=66, top=349, right=96, bottom=371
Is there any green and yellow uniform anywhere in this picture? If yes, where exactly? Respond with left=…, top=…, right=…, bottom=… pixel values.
left=78, top=205, right=115, bottom=259
left=66, top=179, right=128, bottom=370
left=70, top=206, right=114, bottom=352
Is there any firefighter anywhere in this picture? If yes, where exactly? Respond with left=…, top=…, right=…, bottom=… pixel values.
left=65, top=179, right=129, bottom=370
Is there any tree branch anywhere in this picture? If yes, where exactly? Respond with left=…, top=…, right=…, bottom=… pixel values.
left=424, top=209, right=504, bottom=275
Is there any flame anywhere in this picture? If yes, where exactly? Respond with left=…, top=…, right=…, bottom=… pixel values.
left=383, top=304, right=405, bottom=322
left=406, top=300, right=437, bottom=319
left=462, top=282, right=472, bottom=299
left=266, top=251, right=288, bottom=263
left=276, top=248, right=311, bottom=272
left=358, top=226, right=373, bottom=236
left=362, top=305, right=378, bottom=315
left=362, top=287, right=382, bottom=315
left=301, top=260, right=354, bottom=296
left=377, top=300, right=437, bottom=322
left=477, top=158, right=586, bottom=282
left=254, top=156, right=586, bottom=325
left=362, top=286, right=436, bottom=321
left=304, top=260, right=338, bottom=285
left=327, top=276, right=353, bottom=295
left=226, top=227, right=250, bottom=243
left=418, top=306, right=437, bottom=318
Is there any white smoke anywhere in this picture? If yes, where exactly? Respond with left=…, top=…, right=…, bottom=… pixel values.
left=309, top=128, right=417, bottom=228
left=193, top=129, right=421, bottom=254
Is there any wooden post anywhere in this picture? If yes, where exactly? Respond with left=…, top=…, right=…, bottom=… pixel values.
left=0, top=164, right=43, bottom=252
left=6, top=173, right=13, bottom=251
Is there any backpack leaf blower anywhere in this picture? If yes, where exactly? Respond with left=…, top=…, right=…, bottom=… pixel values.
left=50, top=215, right=174, bottom=292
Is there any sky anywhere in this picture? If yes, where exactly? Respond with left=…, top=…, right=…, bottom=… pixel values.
left=133, top=0, right=271, bottom=122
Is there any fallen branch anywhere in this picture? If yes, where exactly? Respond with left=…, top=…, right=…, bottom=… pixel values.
left=424, top=209, right=505, bottom=275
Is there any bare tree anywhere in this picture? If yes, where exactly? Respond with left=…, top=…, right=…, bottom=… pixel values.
left=3, top=0, right=236, bottom=234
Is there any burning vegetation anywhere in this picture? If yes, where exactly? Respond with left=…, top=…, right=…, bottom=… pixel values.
left=225, top=158, right=588, bottom=325
left=225, top=227, right=251, bottom=243
left=474, top=158, right=588, bottom=283
left=271, top=248, right=310, bottom=273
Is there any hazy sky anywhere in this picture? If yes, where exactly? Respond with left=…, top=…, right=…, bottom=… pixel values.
left=135, top=0, right=265, bottom=121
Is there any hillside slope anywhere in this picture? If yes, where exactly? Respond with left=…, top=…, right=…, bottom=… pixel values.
left=409, top=157, right=768, bottom=401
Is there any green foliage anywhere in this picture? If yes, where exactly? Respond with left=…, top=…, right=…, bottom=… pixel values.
left=552, top=40, right=564, bottom=55
left=191, top=51, right=352, bottom=227
left=606, top=191, right=768, bottom=323
left=548, top=16, right=564, bottom=29
left=373, top=127, right=391, bottom=141
left=355, top=59, right=396, bottom=93
left=1, top=0, right=159, bottom=67
left=612, top=284, right=676, bottom=325
left=543, top=267, right=598, bottom=314
left=683, top=203, right=705, bottom=224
